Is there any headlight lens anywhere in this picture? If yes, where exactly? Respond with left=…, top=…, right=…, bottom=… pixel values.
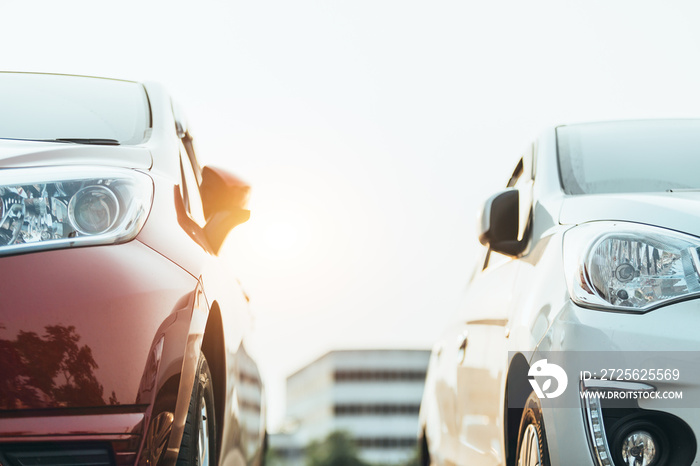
left=0, top=166, right=153, bottom=255
left=563, top=222, right=700, bottom=312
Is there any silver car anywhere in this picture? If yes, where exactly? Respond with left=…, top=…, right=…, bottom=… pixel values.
left=419, top=119, right=700, bottom=466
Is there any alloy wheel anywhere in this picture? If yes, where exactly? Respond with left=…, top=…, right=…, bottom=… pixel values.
left=518, top=424, right=542, bottom=466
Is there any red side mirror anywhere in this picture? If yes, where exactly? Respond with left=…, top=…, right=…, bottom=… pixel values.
left=200, top=166, right=250, bottom=220
left=200, top=166, right=251, bottom=254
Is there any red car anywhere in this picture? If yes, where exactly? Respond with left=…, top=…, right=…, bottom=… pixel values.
left=0, top=72, right=266, bottom=466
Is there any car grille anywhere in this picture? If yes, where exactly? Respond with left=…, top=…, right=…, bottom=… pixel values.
left=0, top=444, right=113, bottom=466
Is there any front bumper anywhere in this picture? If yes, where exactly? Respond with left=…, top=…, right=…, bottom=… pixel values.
left=0, top=240, right=202, bottom=465
left=539, top=299, right=700, bottom=465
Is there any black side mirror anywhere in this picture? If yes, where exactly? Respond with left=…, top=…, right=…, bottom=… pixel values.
left=200, top=166, right=251, bottom=255
left=477, top=188, right=526, bottom=256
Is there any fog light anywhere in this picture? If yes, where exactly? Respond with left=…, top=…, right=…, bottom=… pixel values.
left=621, top=430, right=657, bottom=466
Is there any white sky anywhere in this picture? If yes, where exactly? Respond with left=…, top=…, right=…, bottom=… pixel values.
left=4, top=0, right=700, bottom=430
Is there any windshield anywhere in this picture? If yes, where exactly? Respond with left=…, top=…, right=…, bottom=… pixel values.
left=0, top=73, right=151, bottom=145
left=557, top=120, right=700, bottom=195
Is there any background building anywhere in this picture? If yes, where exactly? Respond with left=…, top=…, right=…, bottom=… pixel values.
left=274, top=349, right=430, bottom=465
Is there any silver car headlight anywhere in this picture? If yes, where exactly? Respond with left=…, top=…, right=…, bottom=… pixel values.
left=0, top=166, right=153, bottom=256
left=563, top=222, right=700, bottom=312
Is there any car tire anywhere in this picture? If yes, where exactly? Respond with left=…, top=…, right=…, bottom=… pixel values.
left=176, top=353, right=217, bottom=466
left=515, top=392, right=550, bottom=466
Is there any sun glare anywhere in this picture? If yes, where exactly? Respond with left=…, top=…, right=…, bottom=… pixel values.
left=244, top=205, right=312, bottom=261
left=261, top=220, right=300, bottom=255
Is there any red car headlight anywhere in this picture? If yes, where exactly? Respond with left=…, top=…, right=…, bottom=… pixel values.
left=0, top=166, right=153, bottom=255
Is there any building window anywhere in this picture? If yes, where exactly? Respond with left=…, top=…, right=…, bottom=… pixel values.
left=334, top=404, right=420, bottom=416
left=355, top=437, right=417, bottom=449
left=333, top=369, right=426, bottom=382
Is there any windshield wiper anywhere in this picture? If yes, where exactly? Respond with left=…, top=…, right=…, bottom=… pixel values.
left=53, top=138, right=120, bottom=145
left=0, top=137, right=121, bottom=145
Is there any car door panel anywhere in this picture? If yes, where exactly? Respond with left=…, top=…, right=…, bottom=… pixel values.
left=450, top=258, right=521, bottom=465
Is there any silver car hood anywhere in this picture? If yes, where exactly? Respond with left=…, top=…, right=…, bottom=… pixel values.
left=560, top=192, right=700, bottom=237
left=0, top=139, right=152, bottom=169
